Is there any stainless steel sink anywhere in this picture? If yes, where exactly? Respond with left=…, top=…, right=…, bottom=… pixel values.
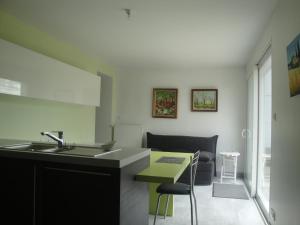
left=0, top=142, right=121, bottom=157
left=58, top=147, right=122, bottom=157
left=1, top=143, right=73, bottom=153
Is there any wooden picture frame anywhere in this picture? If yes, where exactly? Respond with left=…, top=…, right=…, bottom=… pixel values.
left=152, top=88, right=178, bottom=118
left=287, top=33, right=300, bottom=97
left=191, top=89, right=218, bottom=112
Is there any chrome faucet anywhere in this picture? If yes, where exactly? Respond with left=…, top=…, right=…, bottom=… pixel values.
left=41, top=131, right=64, bottom=148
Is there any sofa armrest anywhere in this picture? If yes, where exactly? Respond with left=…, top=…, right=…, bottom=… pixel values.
left=198, top=151, right=215, bottom=162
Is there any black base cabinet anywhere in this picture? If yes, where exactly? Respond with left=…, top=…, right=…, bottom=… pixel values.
left=36, top=163, right=119, bottom=225
left=0, top=157, right=149, bottom=225
left=0, top=158, right=35, bottom=225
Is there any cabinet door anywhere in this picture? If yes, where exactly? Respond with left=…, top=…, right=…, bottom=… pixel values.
left=0, top=158, right=34, bottom=225
left=0, top=38, right=101, bottom=106
left=37, top=165, right=118, bottom=225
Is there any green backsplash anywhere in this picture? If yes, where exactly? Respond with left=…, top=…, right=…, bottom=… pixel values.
left=0, top=9, right=114, bottom=143
left=0, top=94, right=95, bottom=143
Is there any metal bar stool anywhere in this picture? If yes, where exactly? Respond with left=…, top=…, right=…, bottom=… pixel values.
left=153, top=151, right=200, bottom=225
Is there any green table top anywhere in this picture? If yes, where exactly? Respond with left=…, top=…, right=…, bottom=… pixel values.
left=135, top=151, right=193, bottom=184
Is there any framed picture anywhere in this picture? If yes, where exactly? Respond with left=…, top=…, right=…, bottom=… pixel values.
left=191, top=89, right=218, bottom=112
left=152, top=88, right=178, bottom=118
left=287, top=33, right=300, bottom=97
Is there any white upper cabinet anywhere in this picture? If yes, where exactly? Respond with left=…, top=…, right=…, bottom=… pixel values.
left=0, top=38, right=101, bottom=106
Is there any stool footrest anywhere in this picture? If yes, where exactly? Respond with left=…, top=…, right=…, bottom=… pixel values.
left=221, top=175, right=235, bottom=178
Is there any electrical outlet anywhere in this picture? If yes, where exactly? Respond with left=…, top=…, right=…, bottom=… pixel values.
left=270, top=208, right=276, bottom=223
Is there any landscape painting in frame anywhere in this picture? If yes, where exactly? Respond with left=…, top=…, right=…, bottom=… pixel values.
left=191, top=89, right=218, bottom=112
left=287, top=33, right=300, bottom=97
left=152, top=88, right=178, bottom=118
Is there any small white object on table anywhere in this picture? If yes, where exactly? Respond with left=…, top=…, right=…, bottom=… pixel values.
left=220, top=152, right=240, bottom=183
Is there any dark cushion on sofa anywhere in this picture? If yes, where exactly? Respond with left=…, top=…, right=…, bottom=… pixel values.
left=147, top=132, right=218, bottom=155
left=179, top=161, right=214, bottom=185
left=198, top=151, right=215, bottom=162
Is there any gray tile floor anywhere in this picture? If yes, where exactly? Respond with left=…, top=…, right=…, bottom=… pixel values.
left=149, top=180, right=265, bottom=225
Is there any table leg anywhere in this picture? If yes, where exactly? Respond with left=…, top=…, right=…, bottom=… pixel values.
left=149, top=183, right=174, bottom=216
left=221, top=156, right=224, bottom=183
left=234, top=156, right=238, bottom=183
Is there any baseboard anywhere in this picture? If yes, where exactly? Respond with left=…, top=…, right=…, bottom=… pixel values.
left=215, top=172, right=244, bottom=179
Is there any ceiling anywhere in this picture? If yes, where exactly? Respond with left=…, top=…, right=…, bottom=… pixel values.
left=0, top=0, right=278, bottom=70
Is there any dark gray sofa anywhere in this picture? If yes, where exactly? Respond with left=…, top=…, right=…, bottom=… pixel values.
left=146, top=132, right=218, bottom=185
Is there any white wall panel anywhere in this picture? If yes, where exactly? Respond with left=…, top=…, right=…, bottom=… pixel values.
left=115, top=67, right=247, bottom=174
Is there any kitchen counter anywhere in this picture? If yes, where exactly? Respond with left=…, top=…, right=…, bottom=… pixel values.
left=0, top=139, right=150, bottom=168
left=0, top=138, right=150, bottom=225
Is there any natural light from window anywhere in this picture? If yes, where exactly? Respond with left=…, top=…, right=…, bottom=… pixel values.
left=0, top=78, right=21, bottom=96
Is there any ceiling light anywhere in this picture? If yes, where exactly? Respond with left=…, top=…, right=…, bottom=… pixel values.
left=123, top=8, right=131, bottom=19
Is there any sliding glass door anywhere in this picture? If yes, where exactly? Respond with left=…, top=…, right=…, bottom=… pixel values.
left=257, top=50, right=272, bottom=214
left=244, top=70, right=258, bottom=197
left=245, top=48, right=272, bottom=220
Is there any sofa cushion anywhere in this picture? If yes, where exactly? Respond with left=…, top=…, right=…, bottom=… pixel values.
left=178, top=161, right=214, bottom=185
left=198, top=151, right=215, bottom=162
left=197, top=160, right=214, bottom=172
left=147, top=132, right=218, bottom=155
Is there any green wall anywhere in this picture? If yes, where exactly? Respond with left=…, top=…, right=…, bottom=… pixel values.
left=0, top=9, right=115, bottom=143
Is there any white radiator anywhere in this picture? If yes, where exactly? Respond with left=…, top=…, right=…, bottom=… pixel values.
left=113, top=124, right=143, bottom=148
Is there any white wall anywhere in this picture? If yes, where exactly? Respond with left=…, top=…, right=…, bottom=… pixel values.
left=116, top=67, right=247, bottom=173
left=247, top=0, right=300, bottom=224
